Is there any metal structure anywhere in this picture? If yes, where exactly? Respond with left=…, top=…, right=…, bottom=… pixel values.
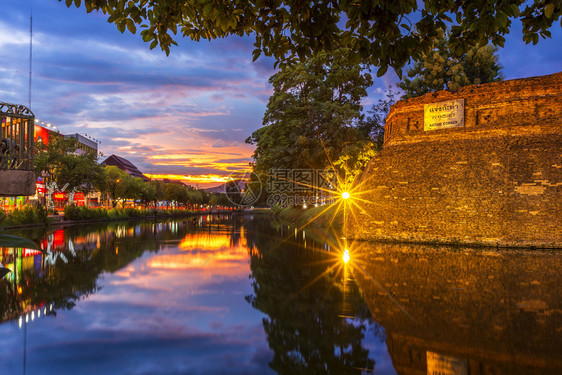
left=0, top=102, right=35, bottom=171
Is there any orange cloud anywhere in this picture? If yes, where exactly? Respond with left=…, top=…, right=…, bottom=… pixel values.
left=144, top=173, right=228, bottom=184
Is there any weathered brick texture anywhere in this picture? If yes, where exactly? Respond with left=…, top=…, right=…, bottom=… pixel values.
left=350, top=72, right=562, bottom=247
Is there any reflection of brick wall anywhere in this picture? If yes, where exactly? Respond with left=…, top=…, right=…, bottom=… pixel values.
left=352, top=243, right=562, bottom=374
left=351, top=72, right=562, bottom=247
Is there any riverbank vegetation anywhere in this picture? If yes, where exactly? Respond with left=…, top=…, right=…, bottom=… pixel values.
left=62, top=206, right=210, bottom=221
left=0, top=206, right=49, bottom=227
left=0, top=205, right=232, bottom=229
left=275, top=205, right=343, bottom=230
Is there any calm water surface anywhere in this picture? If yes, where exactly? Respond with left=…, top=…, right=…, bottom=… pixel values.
left=0, top=214, right=560, bottom=374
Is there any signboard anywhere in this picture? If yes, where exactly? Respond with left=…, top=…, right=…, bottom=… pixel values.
left=424, top=99, right=464, bottom=131
left=426, top=351, right=467, bottom=375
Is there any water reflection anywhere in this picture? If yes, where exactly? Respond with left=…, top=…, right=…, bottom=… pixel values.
left=0, top=216, right=392, bottom=374
left=1, top=216, right=558, bottom=374
left=0, top=215, right=242, bottom=326
left=245, top=219, right=387, bottom=374
left=349, top=242, right=562, bottom=375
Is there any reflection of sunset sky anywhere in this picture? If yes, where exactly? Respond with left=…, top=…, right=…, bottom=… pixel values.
left=3, top=3, right=559, bottom=187
left=0, top=227, right=273, bottom=374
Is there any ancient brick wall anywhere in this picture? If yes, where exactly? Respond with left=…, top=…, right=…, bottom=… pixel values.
left=350, top=72, right=562, bottom=247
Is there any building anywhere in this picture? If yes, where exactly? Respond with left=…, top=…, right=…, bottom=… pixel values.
left=101, top=154, right=149, bottom=181
left=203, top=179, right=246, bottom=194
left=65, top=133, right=99, bottom=155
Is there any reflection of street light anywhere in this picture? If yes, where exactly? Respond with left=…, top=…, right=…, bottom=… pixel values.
left=343, top=249, right=350, bottom=264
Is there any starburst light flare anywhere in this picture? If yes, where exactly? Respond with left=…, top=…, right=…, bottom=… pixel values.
left=343, top=249, right=350, bottom=264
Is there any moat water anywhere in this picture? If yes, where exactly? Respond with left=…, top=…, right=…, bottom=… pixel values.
left=0, top=215, right=560, bottom=374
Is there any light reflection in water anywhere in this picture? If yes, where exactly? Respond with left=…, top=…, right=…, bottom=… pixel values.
left=0, top=216, right=393, bottom=374
left=3, top=216, right=557, bottom=374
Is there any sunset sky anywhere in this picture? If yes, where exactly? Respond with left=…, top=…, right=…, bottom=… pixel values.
left=2, top=1, right=561, bottom=188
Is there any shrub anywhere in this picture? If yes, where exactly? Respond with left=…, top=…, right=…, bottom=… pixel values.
left=64, top=205, right=110, bottom=221
left=0, top=206, right=49, bottom=227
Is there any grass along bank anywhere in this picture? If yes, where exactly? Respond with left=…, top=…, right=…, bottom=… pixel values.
left=275, top=204, right=343, bottom=230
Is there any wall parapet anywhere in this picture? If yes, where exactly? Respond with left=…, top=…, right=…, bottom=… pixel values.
left=384, top=72, right=562, bottom=147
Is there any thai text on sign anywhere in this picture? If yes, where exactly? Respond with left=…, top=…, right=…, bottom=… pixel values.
left=426, top=351, right=468, bottom=375
left=424, top=99, right=464, bottom=131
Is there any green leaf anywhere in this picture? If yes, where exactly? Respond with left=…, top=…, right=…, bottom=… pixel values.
left=511, top=4, right=520, bottom=17
left=65, top=0, right=73, bottom=7
left=74, top=0, right=81, bottom=7
left=141, top=30, right=152, bottom=42
left=252, top=48, right=262, bottom=61
left=497, top=11, right=507, bottom=28
left=150, top=40, right=158, bottom=49
left=0, top=234, right=41, bottom=250
left=203, top=3, right=213, bottom=18
left=126, top=18, right=136, bottom=34
left=376, top=65, right=388, bottom=77
left=545, top=3, right=554, bottom=18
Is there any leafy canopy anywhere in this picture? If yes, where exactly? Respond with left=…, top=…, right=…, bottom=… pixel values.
left=60, top=0, right=561, bottom=75
left=34, top=135, right=104, bottom=193
left=399, top=33, right=504, bottom=99
left=246, top=48, right=373, bottom=176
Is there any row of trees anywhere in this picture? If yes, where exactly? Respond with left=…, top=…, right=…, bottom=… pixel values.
left=33, top=136, right=216, bottom=209
left=102, top=166, right=209, bottom=208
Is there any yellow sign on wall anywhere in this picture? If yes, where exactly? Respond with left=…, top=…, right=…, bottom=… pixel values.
left=426, top=351, right=468, bottom=375
left=424, top=99, right=465, bottom=131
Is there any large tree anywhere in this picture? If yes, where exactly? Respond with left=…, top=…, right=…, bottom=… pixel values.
left=60, top=0, right=561, bottom=74
left=102, top=165, right=133, bottom=208
left=399, top=34, right=504, bottom=98
left=34, top=136, right=104, bottom=195
left=246, top=48, right=372, bottom=174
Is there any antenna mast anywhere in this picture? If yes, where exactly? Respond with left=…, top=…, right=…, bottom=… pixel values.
left=28, top=11, right=33, bottom=108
